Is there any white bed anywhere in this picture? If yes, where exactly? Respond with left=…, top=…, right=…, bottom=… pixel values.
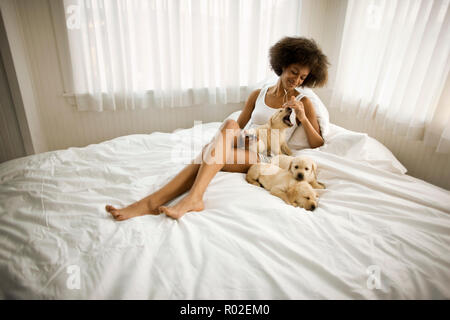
left=0, top=111, right=449, bottom=299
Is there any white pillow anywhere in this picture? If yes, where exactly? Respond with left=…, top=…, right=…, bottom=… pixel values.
left=323, top=124, right=407, bottom=174
left=287, top=88, right=331, bottom=150
left=363, top=135, right=407, bottom=174
left=287, top=125, right=310, bottom=150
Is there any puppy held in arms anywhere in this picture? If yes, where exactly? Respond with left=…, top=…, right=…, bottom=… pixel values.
left=246, top=163, right=318, bottom=211
left=271, top=155, right=326, bottom=189
left=239, top=107, right=294, bottom=156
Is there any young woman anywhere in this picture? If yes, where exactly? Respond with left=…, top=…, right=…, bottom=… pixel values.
left=105, top=37, right=330, bottom=220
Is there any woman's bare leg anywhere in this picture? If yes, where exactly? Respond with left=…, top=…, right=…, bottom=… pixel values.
left=106, top=119, right=258, bottom=220
left=159, top=120, right=255, bottom=219
left=106, top=163, right=201, bottom=220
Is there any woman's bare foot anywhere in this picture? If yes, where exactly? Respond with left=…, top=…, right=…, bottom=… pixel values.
left=105, top=198, right=160, bottom=221
left=159, top=194, right=204, bottom=219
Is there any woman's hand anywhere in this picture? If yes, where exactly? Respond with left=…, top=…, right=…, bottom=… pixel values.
left=284, top=96, right=324, bottom=148
left=283, top=96, right=307, bottom=122
left=237, top=129, right=258, bottom=150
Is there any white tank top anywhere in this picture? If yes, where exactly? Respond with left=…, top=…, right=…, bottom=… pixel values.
left=248, top=85, right=306, bottom=142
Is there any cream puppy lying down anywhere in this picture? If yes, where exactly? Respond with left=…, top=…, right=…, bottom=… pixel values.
left=246, top=163, right=318, bottom=211
left=271, top=155, right=325, bottom=189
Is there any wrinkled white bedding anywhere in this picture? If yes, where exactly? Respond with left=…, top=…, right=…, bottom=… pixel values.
left=0, top=120, right=449, bottom=299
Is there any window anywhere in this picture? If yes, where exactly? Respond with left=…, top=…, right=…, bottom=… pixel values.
left=58, top=0, right=302, bottom=111
left=330, top=0, right=449, bottom=153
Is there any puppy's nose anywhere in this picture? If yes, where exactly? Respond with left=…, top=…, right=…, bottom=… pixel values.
left=297, top=173, right=304, bottom=180
left=310, top=204, right=316, bottom=211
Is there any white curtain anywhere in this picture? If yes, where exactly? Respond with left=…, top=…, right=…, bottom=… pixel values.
left=62, top=0, right=302, bottom=111
left=330, top=0, right=450, bottom=153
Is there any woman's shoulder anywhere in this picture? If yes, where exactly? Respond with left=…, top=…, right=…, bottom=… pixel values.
left=299, top=95, right=314, bottom=112
left=250, top=88, right=262, bottom=98
left=246, top=88, right=262, bottom=105
left=299, top=95, right=311, bottom=104
left=243, top=89, right=262, bottom=114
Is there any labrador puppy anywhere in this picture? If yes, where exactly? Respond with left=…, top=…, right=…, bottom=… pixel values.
left=271, top=154, right=325, bottom=189
left=246, top=163, right=318, bottom=211
left=242, top=107, right=294, bottom=156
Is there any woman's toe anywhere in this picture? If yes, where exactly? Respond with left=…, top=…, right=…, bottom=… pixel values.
left=158, top=206, right=168, bottom=214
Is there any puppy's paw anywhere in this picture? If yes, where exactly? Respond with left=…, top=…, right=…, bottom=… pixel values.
left=313, top=181, right=326, bottom=189
left=281, top=144, right=292, bottom=156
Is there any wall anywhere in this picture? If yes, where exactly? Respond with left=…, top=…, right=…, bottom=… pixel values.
left=0, top=21, right=26, bottom=162
left=0, top=0, right=48, bottom=154
left=299, top=0, right=347, bottom=99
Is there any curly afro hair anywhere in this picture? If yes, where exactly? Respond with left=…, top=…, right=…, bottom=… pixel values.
left=269, top=37, right=330, bottom=88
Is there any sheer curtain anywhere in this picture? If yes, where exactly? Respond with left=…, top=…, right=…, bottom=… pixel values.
left=61, top=0, right=301, bottom=111
left=330, top=0, right=450, bottom=153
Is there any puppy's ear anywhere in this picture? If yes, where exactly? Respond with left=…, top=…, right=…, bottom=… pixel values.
left=312, top=162, right=318, bottom=180
left=288, top=161, right=293, bottom=172
left=286, top=183, right=297, bottom=202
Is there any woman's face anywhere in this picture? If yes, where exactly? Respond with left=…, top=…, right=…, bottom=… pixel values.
left=281, top=63, right=310, bottom=89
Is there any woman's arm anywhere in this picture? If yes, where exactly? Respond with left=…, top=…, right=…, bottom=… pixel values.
left=285, top=96, right=324, bottom=148
left=236, top=89, right=260, bottom=129
left=298, top=97, right=324, bottom=148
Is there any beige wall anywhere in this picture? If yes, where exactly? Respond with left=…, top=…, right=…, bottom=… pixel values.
left=0, top=0, right=48, bottom=154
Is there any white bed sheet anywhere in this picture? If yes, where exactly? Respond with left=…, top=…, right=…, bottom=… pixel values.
left=0, top=121, right=449, bottom=299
